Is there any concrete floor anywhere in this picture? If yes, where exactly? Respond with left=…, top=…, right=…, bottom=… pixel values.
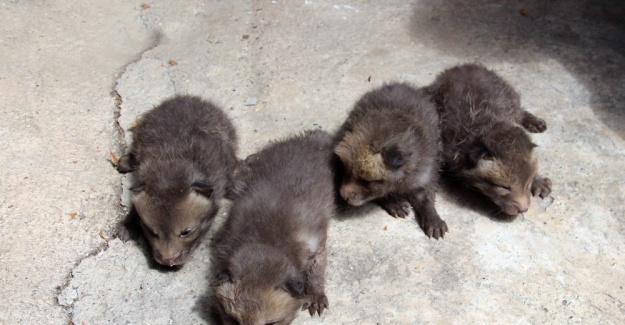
left=2, top=0, right=624, bottom=324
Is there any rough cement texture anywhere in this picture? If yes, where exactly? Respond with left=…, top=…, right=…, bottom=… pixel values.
left=2, top=0, right=624, bottom=324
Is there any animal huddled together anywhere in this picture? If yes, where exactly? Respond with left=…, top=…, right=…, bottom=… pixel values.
left=115, top=63, right=552, bottom=324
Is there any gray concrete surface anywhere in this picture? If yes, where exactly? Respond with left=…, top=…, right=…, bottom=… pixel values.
left=2, top=0, right=624, bottom=324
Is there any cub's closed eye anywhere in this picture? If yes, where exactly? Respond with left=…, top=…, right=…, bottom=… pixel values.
left=487, top=180, right=510, bottom=191
left=179, top=229, right=193, bottom=238
left=359, top=178, right=382, bottom=185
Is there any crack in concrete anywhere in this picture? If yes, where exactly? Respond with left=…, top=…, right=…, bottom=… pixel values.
left=109, top=29, right=162, bottom=156
left=110, top=30, right=163, bottom=99
left=109, top=30, right=162, bottom=213
left=55, top=242, right=109, bottom=321
left=604, top=292, right=624, bottom=308
left=112, top=91, right=127, bottom=152
left=138, top=6, right=154, bottom=34
left=55, top=22, right=164, bottom=325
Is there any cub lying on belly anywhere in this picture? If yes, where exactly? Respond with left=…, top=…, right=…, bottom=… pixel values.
left=116, top=95, right=239, bottom=267
left=426, top=63, right=552, bottom=216
left=334, top=82, right=448, bottom=239
left=210, top=130, right=335, bottom=325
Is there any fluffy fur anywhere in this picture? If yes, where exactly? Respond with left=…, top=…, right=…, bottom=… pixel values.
left=426, top=63, right=552, bottom=216
left=334, top=82, right=448, bottom=239
left=116, top=95, right=239, bottom=266
left=210, top=130, right=335, bottom=325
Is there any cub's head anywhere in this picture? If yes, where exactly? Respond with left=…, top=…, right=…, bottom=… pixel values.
left=210, top=245, right=306, bottom=325
left=132, top=160, right=220, bottom=266
left=461, top=123, right=538, bottom=216
left=334, top=110, right=437, bottom=206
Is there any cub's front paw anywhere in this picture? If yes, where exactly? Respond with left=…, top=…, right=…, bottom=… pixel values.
left=521, top=112, right=547, bottom=133
left=303, top=293, right=329, bottom=316
left=531, top=177, right=552, bottom=198
left=421, top=217, right=449, bottom=240
left=117, top=224, right=133, bottom=242
left=376, top=197, right=411, bottom=218
left=116, top=215, right=141, bottom=242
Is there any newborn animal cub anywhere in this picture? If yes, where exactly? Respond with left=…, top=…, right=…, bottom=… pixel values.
left=426, top=63, right=552, bottom=216
left=210, top=130, right=335, bottom=325
left=116, top=95, right=239, bottom=267
left=334, top=83, right=448, bottom=239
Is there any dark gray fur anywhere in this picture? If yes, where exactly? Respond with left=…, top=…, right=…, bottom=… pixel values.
left=209, top=130, right=335, bottom=325
left=116, top=95, right=239, bottom=266
left=334, top=82, right=448, bottom=239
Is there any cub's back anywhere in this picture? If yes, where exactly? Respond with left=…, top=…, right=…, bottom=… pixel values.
left=132, top=95, right=237, bottom=161
left=213, top=130, right=335, bottom=260
left=345, top=83, right=438, bottom=127
left=428, top=64, right=522, bottom=127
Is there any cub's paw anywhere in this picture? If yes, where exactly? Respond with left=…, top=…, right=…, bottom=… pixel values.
left=116, top=213, right=141, bottom=242
left=521, top=112, right=547, bottom=133
left=422, top=218, right=449, bottom=240
left=416, top=208, right=448, bottom=240
left=116, top=153, right=138, bottom=173
left=116, top=224, right=133, bottom=242
left=376, top=197, right=412, bottom=218
left=302, top=293, right=329, bottom=317
left=531, top=177, right=552, bottom=198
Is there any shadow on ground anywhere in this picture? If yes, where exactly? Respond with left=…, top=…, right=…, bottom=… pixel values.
left=410, top=0, right=625, bottom=138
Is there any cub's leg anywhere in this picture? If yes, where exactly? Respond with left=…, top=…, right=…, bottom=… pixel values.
left=519, top=110, right=547, bottom=133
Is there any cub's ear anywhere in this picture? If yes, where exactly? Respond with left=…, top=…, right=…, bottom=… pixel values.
left=211, top=270, right=233, bottom=286
left=116, top=153, right=138, bottom=174
left=381, top=146, right=405, bottom=169
left=282, top=276, right=306, bottom=298
left=467, top=142, right=492, bottom=168
left=225, top=160, right=248, bottom=200
left=191, top=180, right=214, bottom=198
left=129, top=181, right=145, bottom=193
